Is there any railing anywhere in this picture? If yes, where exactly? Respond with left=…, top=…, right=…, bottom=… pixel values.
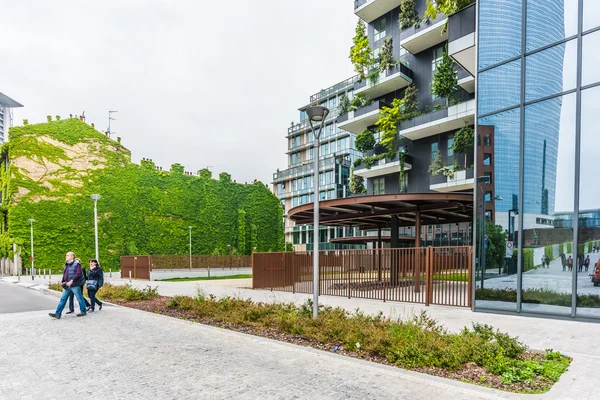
left=310, top=75, right=360, bottom=103
left=448, top=2, right=476, bottom=43
left=288, top=111, right=338, bottom=136
left=354, top=63, right=414, bottom=91
left=150, top=255, right=251, bottom=269
left=252, top=247, right=472, bottom=307
left=273, top=155, right=353, bottom=183
left=354, top=0, right=368, bottom=10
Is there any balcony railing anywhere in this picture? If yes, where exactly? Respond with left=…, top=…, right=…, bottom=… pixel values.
left=309, top=75, right=360, bottom=103
left=399, top=99, right=475, bottom=140
left=287, top=110, right=338, bottom=137
left=448, top=3, right=476, bottom=43
left=354, top=63, right=414, bottom=96
left=273, top=155, right=353, bottom=183
left=337, top=99, right=389, bottom=134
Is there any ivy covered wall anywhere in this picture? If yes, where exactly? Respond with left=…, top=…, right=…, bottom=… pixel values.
left=0, top=118, right=283, bottom=272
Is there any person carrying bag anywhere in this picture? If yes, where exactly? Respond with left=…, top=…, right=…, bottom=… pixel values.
left=87, top=259, right=104, bottom=312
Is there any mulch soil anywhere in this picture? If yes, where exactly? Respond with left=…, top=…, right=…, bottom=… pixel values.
left=111, top=296, right=553, bottom=393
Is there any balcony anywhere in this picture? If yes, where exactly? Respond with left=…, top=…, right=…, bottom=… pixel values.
left=354, top=63, right=413, bottom=98
left=430, top=168, right=474, bottom=192
left=309, top=75, right=360, bottom=104
left=399, top=99, right=475, bottom=140
left=448, top=3, right=476, bottom=76
left=354, top=146, right=413, bottom=179
left=287, top=111, right=338, bottom=138
left=273, top=155, right=353, bottom=183
left=400, top=18, right=448, bottom=55
left=337, top=99, right=389, bottom=135
left=354, top=0, right=402, bottom=23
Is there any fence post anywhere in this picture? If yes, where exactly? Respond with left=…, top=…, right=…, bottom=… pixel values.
left=468, top=247, right=473, bottom=307
left=425, top=247, right=431, bottom=306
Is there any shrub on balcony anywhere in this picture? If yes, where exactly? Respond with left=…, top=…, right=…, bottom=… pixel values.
left=349, top=170, right=366, bottom=194
left=349, top=93, right=372, bottom=111
left=399, top=0, right=421, bottom=30
left=355, top=130, right=376, bottom=152
left=349, top=19, right=373, bottom=81
left=431, top=50, right=458, bottom=107
left=338, top=94, right=351, bottom=115
left=452, top=123, right=475, bottom=170
left=428, top=151, right=447, bottom=177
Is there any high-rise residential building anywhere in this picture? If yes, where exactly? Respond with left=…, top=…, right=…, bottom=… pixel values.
left=272, top=77, right=364, bottom=251
left=0, top=92, right=23, bottom=143
left=347, top=0, right=477, bottom=244
left=474, top=0, right=600, bottom=318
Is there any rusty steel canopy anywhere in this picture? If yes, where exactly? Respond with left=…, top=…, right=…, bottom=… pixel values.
left=288, top=193, right=474, bottom=230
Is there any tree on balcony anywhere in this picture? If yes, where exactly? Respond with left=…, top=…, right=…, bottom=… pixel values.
left=350, top=93, right=372, bottom=111
left=424, top=0, right=476, bottom=32
left=378, top=37, right=396, bottom=73
left=399, top=0, right=421, bottom=30
left=376, top=85, right=419, bottom=152
left=349, top=170, right=366, bottom=194
left=431, top=50, right=458, bottom=107
left=452, top=123, right=474, bottom=170
left=350, top=19, right=373, bottom=81
left=355, top=130, right=376, bottom=153
left=338, top=94, right=351, bottom=115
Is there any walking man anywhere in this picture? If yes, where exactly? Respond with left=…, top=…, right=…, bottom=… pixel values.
left=585, top=255, right=591, bottom=272
left=49, top=252, right=87, bottom=319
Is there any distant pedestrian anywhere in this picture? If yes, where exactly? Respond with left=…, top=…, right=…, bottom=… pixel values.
left=87, top=259, right=104, bottom=312
left=66, top=258, right=90, bottom=314
left=585, top=256, right=591, bottom=272
left=578, top=254, right=584, bottom=272
left=568, top=256, right=573, bottom=271
left=49, top=252, right=87, bottom=319
left=561, top=253, right=566, bottom=271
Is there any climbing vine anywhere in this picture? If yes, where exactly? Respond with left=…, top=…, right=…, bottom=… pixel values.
left=0, top=118, right=283, bottom=272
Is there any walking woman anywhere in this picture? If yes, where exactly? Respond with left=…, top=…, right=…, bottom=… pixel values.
left=87, top=259, right=104, bottom=312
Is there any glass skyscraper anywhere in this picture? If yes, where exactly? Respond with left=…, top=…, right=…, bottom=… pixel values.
left=475, top=0, right=600, bottom=319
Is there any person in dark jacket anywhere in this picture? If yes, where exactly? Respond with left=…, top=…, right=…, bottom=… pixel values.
left=67, top=258, right=90, bottom=314
left=49, top=252, right=87, bottom=319
left=87, top=259, right=104, bottom=312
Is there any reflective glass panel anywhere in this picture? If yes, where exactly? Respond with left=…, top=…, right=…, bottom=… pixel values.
left=479, top=60, right=521, bottom=115
left=526, top=0, right=578, bottom=52
left=479, top=0, right=522, bottom=69
left=582, top=30, right=600, bottom=86
left=577, top=86, right=600, bottom=318
left=583, top=0, right=600, bottom=32
left=526, top=40, right=577, bottom=102
left=521, top=93, right=575, bottom=315
left=475, top=107, right=520, bottom=312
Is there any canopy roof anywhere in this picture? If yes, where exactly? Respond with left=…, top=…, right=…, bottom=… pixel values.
left=288, top=193, right=474, bottom=230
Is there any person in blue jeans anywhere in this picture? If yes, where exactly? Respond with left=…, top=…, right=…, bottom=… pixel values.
left=66, top=258, right=90, bottom=314
left=49, top=252, right=87, bottom=319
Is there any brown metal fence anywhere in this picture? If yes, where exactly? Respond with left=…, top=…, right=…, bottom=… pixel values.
left=120, top=255, right=252, bottom=280
left=252, top=247, right=472, bottom=307
left=150, top=255, right=251, bottom=270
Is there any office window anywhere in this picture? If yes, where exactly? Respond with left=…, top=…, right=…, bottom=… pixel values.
left=300, top=110, right=307, bottom=121
left=483, top=134, right=491, bottom=146
left=431, top=142, right=439, bottom=161
left=432, top=45, right=444, bottom=72
left=374, top=16, right=386, bottom=41
left=329, top=97, right=336, bottom=111
left=327, top=124, right=334, bottom=137
left=447, top=135, right=454, bottom=157
left=483, top=153, right=492, bottom=166
left=373, top=178, right=385, bottom=195
left=309, top=148, right=314, bottom=160
left=484, top=171, right=492, bottom=184
left=484, top=192, right=492, bottom=202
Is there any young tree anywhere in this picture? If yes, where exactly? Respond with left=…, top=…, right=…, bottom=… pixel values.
left=401, top=84, right=419, bottom=117
left=355, top=130, right=376, bottom=153
left=452, top=123, right=474, bottom=169
left=338, top=94, right=351, bottom=115
left=399, top=0, right=420, bottom=30
left=349, top=171, right=366, bottom=194
left=349, top=19, right=373, bottom=80
left=378, top=37, right=396, bottom=72
left=431, top=50, right=458, bottom=106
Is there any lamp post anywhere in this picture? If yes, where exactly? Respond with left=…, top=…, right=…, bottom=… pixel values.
left=90, top=194, right=101, bottom=261
left=28, top=219, right=35, bottom=280
left=188, top=226, right=193, bottom=270
left=306, top=105, right=329, bottom=319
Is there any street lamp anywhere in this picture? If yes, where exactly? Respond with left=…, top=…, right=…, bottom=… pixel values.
left=28, top=219, right=35, bottom=280
left=90, top=194, right=101, bottom=261
left=306, top=105, right=330, bottom=319
left=188, top=226, right=193, bottom=270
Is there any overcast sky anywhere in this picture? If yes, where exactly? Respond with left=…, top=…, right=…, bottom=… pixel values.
left=2, top=0, right=357, bottom=185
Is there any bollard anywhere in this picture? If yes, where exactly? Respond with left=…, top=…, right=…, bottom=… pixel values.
left=110, top=268, right=112, bottom=278
left=129, top=270, right=132, bottom=283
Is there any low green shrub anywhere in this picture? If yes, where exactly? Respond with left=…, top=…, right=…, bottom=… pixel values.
left=48, top=282, right=159, bottom=302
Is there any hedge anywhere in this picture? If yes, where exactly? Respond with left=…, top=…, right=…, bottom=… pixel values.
left=0, top=118, right=284, bottom=272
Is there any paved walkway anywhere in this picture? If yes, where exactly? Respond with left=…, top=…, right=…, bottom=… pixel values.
left=1, top=274, right=599, bottom=399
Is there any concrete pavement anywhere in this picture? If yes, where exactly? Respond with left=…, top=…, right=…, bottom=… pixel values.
left=2, top=274, right=599, bottom=398
left=0, top=281, right=57, bottom=314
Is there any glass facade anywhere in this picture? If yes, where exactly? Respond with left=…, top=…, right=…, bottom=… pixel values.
left=476, top=0, right=600, bottom=318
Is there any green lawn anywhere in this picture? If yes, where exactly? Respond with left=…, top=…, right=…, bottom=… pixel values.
left=158, top=274, right=252, bottom=282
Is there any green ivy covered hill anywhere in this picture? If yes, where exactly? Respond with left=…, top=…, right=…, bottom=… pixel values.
left=0, top=118, right=283, bottom=272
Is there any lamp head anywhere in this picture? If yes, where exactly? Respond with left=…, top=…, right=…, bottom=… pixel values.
left=306, top=105, right=330, bottom=123
left=188, top=226, right=193, bottom=229
left=90, top=194, right=101, bottom=200
left=28, top=218, right=35, bottom=223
